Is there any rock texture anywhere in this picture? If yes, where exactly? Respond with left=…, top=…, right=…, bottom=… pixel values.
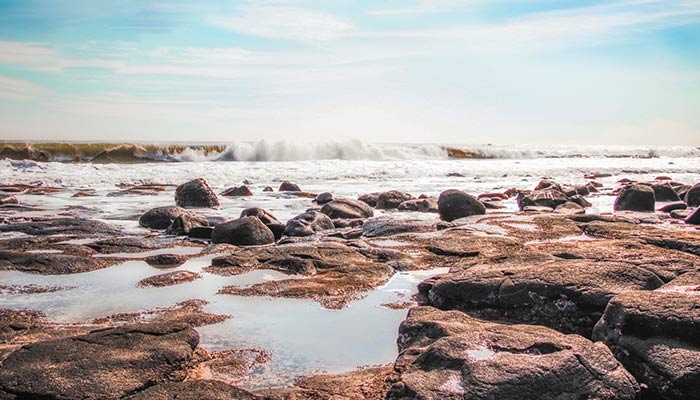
left=211, top=217, right=275, bottom=246
left=321, top=198, right=374, bottom=219
left=175, top=178, right=219, bottom=208
left=284, top=210, right=334, bottom=237
left=614, top=184, right=655, bottom=212
left=139, top=206, right=190, bottom=230
left=437, top=190, right=485, bottom=221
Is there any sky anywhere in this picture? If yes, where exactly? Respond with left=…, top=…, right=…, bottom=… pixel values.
left=0, top=0, right=699, bottom=145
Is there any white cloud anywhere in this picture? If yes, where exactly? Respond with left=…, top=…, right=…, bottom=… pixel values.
left=0, top=75, right=45, bottom=101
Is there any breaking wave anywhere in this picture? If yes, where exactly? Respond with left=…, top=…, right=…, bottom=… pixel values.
left=1, top=141, right=698, bottom=163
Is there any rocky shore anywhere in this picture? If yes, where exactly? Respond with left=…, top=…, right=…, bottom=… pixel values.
left=0, top=174, right=699, bottom=399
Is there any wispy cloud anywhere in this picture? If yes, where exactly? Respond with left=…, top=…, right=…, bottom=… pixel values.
left=0, top=75, right=45, bottom=100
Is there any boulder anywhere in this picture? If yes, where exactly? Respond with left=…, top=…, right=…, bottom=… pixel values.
left=126, top=380, right=257, bottom=400
left=376, top=190, right=413, bottom=209
left=175, top=178, right=219, bottom=208
left=138, top=271, right=201, bottom=287
left=437, top=189, right=486, bottom=221
left=279, top=181, right=302, bottom=192
left=685, top=207, right=700, bottom=225
left=211, top=217, right=275, bottom=246
left=362, top=217, right=431, bottom=238
left=221, top=185, right=253, bottom=197
left=240, top=207, right=285, bottom=240
left=554, top=201, right=585, bottom=215
left=398, top=198, right=438, bottom=213
left=0, top=250, right=116, bottom=275
left=658, top=201, right=687, bottom=213
left=685, top=183, right=700, bottom=207
left=652, top=183, right=681, bottom=202
left=187, top=226, right=214, bottom=240
left=165, top=213, right=208, bottom=236
left=516, top=189, right=570, bottom=210
left=144, top=253, right=189, bottom=267
left=593, top=285, right=700, bottom=400
left=0, top=323, right=198, bottom=400
left=387, top=307, right=640, bottom=400
left=357, top=193, right=380, bottom=208
left=314, top=192, right=334, bottom=205
left=614, top=184, right=655, bottom=212
left=534, top=179, right=563, bottom=191
left=284, top=210, right=335, bottom=237
left=321, top=198, right=374, bottom=219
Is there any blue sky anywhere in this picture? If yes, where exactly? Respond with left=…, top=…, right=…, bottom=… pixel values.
left=0, top=0, right=699, bottom=144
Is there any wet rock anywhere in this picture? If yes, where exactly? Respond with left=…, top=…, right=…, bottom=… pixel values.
left=658, top=201, right=687, bottom=213
left=0, top=250, right=117, bottom=275
left=670, top=209, right=692, bottom=220
left=534, top=179, right=563, bottom=191
left=175, top=178, right=219, bottom=208
left=127, top=380, right=257, bottom=400
left=138, top=270, right=201, bottom=287
left=684, top=183, right=700, bottom=207
left=569, top=194, right=592, bottom=208
left=362, top=217, right=432, bottom=238
left=685, top=207, right=700, bottom=225
left=144, top=254, right=190, bottom=267
left=614, top=184, right=655, bottom=212
left=314, top=192, right=334, bottom=205
left=85, top=237, right=163, bottom=254
left=0, top=309, right=47, bottom=344
left=387, top=307, right=640, bottom=400
left=554, top=201, right=585, bottom=215
left=0, top=217, right=121, bottom=236
left=331, top=218, right=364, bottom=228
left=188, top=226, right=214, bottom=240
left=652, top=182, right=681, bottom=202
left=321, top=198, right=374, bottom=219
left=437, top=189, right=486, bottom=221
left=376, top=190, right=413, bottom=209
left=581, top=220, right=700, bottom=256
left=221, top=185, right=253, bottom=197
left=358, top=193, right=380, bottom=208
left=261, top=366, right=392, bottom=400
left=279, top=181, right=301, bottom=192
left=263, top=186, right=274, bottom=192
left=284, top=210, right=334, bottom=237
left=398, top=198, right=438, bottom=213
left=516, top=188, right=570, bottom=211
left=593, top=287, right=700, bottom=400
left=165, top=213, right=208, bottom=236
left=0, top=323, right=198, bottom=400
left=240, top=207, right=285, bottom=240
left=424, top=258, right=663, bottom=337
left=140, top=207, right=189, bottom=230
left=211, top=217, right=275, bottom=246
left=93, top=299, right=227, bottom=329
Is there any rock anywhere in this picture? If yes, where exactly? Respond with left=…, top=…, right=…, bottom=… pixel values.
left=279, top=181, right=301, bottom=192
left=554, top=201, right=585, bottom=215
left=138, top=270, right=201, bottom=287
left=569, top=194, right=592, bottom=208
left=240, top=207, right=285, bottom=240
left=358, top=193, right=380, bottom=208
left=685, top=183, right=700, bottom=207
left=321, top=198, right=374, bottom=219
left=534, top=179, right=562, bottom=191
left=260, top=366, right=392, bottom=400
left=175, top=178, right=219, bottom=208
left=126, top=380, right=257, bottom=400
left=423, top=258, right=664, bottom=337
left=211, top=217, right=275, bottom=246
left=581, top=220, right=700, bottom=256
left=516, top=188, right=570, bottom=210
left=387, top=307, right=640, bottom=400
left=188, top=226, right=214, bottom=240
left=0, top=323, right=198, bottom=400
left=0, top=251, right=117, bottom=275
left=658, top=201, right=687, bottom=213
left=652, top=183, right=681, bottom=202
left=376, top=190, right=413, bottom=209
left=0, top=195, right=18, bottom=205
left=263, top=186, right=274, bottom=192
left=437, top=189, right=486, bottom=221
left=85, top=237, right=162, bottom=254
left=398, top=198, right=438, bottom=213
left=670, top=209, right=692, bottom=220
left=144, top=254, right=190, bottom=267
left=165, top=213, right=208, bottom=236
left=564, top=185, right=591, bottom=197
left=522, top=205, right=554, bottom=212
left=0, top=217, right=121, bottom=236
left=614, top=184, right=656, bottom=212
left=593, top=287, right=700, bottom=400
left=314, top=192, right=334, bottom=205
left=221, top=185, right=253, bottom=197
left=284, top=210, right=334, bottom=237
left=685, top=207, right=700, bottom=225
left=362, top=218, right=431, bottom=238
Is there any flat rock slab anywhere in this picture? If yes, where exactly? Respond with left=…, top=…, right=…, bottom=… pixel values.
left=0, top=217, right=121, bottom=237
left=387, top=307, right=639, bottom=400
left=0, top=323, right=199, bottom=400
left=260, top=366, right=392, bottom=400
left=126, top=380, right=257, bottom=400
left=581, top=221, right=700, bottom=256
left=138, top=271, right=201, bottom=287
left=0, top=250, right=119, bottom=275
left=423, top=258, right=664, bottom=337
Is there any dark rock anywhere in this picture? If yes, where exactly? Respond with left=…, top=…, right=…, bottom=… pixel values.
left=517, top=188, right=570, bottom=210
left=581, top=220, right=700, bottom=256
left=0, top=251, right=116, bottom=275
left=221, top=185, right=253, bottom=197
left=331, top=218, right=364, bottom=229
left=127, top=380, right=257, bottom=400
left=240, top=207, right=285, bottom=240
left=0, top=323, right=198, bottom=400
left=144, top=254, right=190, bottom=267
left=569, top=194, right=592, bottom=208
left=85, top=237, right=161, bottom=254
left=362, top=218, right=431, bottom=238
left=398, top=198, right=438, bottom=213
left=263, top=186, right=274, bottom=192
left=284, top=210, right=334, bottom=237
left=279, top=181, right=301, bottom=192
left=139, top=206, right=189, bottom=230
left=671, top=209, right=692, bottom=220
left=211, top=217, right=275, bottom=246
left=593, top=286, right=700, bottom=400
left=658, top=201, right=687, bottom=212
left=534, top=179, right=563, bottom=191
left=685, top=207, right=700, bottom=225
left=321, top=198, right=374, bottom=219
left=188, top=226, right=214, bottom=240
left=165, top=213, right=208, bottom=236
left=387, top=307, right=640, bottom=400
left=437, top=189, right=486, bottom=221
left=564, top=185, right=591, bottom=197
left=652, top=183, right=681, bottom=202
left=357, top=193, right=380, bottom=208
left=138, top=270, right=201, bottom=287
left=175, top=178, right=219, bottom=208
left=314, top=192, right=334, bottom=205
left=376, top=190, right=413, bottom=209
left=554, top=201, right=585, bottom=215
left=685, top=183, right=700, bottom=207
left=0, top=217, right=121, bottom=236
left=614, top=184, right=655, bottom=212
